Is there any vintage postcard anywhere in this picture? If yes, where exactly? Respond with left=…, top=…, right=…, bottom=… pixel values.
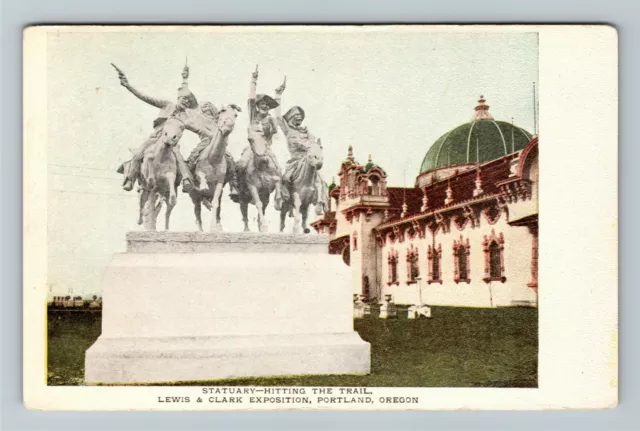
left=23, top=25, right=617, bottom=410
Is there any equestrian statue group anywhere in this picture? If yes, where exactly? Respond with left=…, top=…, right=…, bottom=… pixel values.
left=114, top=62, right=328, bottom=234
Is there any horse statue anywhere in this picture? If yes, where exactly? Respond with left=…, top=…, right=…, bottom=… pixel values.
left=189, top=104, right=241, bottom=232
left=279, top=138, right=327, bottom=234
left=236, top=130, right=284, bottom=233
left=120, top=116, right=184, bottom=231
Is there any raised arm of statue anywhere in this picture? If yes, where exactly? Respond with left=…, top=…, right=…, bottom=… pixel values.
left=248, top=65, right=258, bottom=121
left=126, top=86, right=172, bottom=109
left=111, top=63, right=171, bottom=109
left=274, top=75, right=288, bottom=134
left=181, top=60, right=189, bottom=87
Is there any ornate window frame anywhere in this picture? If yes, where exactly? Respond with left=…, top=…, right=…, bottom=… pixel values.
left=482, top=205, right=502, bottom=225
left=406, top=244, right=420, bottom=285
left=387, top=248, right=399, bottom=286
left=482, top=229, right=506, bottom=283
left=452, top=235, right=471, bottom=284
left=427, top=244, right=443, bottom=284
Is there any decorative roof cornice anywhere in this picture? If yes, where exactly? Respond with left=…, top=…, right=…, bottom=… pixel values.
left=374, top=192, right=499, bottom=232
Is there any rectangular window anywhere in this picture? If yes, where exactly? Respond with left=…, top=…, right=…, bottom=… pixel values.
left=432, top=255, right=440, bottom=281
left=391, top=259, right=398, bottom=284
left=489, top=242, right=501, bottom=279
left=457, top=247, right=468, bottom=280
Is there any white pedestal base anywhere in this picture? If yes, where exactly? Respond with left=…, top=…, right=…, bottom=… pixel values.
left=85, top=232, right=371, bottom=384
left=86, top=333, right=369, bottom=384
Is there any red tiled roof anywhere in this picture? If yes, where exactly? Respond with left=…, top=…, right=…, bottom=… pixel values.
left=386, top=187, right=424, bottom=214
left=381, top=155, right=514, bottom=226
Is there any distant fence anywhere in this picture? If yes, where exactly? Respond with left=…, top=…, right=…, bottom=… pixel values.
left=47, top=298, right=102, bottom=311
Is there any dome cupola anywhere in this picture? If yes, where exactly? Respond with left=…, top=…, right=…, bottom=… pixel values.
left=418, top=96, right=533, bottom=176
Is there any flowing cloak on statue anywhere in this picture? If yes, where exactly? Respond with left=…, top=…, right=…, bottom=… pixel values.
left=282, top=126, right=316, bottom=183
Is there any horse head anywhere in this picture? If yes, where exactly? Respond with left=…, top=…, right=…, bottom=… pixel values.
left=306, top=138, right=324, bottom=170
left=217, top=104, right=242, bottom=136
left=160, top=117, right=186, bottom=148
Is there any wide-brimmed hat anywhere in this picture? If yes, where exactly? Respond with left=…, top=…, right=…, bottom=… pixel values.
left=200, top=101, right=219, bottom=117
left=255, top=94, right=279, bottom=110
left=177, top=86, right=199, bottom=109
left=283, top=106, right=305, bottom=123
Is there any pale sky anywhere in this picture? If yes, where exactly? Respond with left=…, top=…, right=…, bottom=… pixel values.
left=46, top=28, right=538, bottom=296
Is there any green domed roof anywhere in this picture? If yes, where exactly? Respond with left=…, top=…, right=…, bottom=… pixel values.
left=362, top=154, right=387, bottom=175
left=419, top=97, right=533, bottom=174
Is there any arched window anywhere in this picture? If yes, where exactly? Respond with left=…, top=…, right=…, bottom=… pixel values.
left=369, top=176, right=380, bottom=195
left=453, top=236, right=471, bottom=284
left=482, top=230, right=505, bottom=283
left=457, top=247, right=468, bottom=280
left=352, top=231, right=358, bottom=251
left=406, top=245, right=419, bottom=284
left=387, top=249, right=399, bottom=286
left=428, top=244, right=442, bottom=284
left=489, top=241, right=501, bottom=279
left=391, top=260, right=398, bottom=284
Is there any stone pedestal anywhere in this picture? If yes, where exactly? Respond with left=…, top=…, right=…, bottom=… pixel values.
left=363, top=304, right=372, bottom=317
left=353, top=295, right=366, bottom=319
left=85, top=232, right=370, bottom=384
left=407, top=304, right=432, bottom=319
left=378, top=295, right=397, bottom=319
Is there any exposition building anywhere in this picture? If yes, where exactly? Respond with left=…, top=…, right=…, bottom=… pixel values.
left=312, top=96, right=539, bottom=308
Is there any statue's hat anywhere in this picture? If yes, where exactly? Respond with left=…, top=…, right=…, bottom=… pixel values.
left=200, top=101, right=219, bottom=117
left=177, top=85, right=198, bottom=109
left=284, top=106, right=305, bottom=123
left=255, top=94, right=279, bottom=110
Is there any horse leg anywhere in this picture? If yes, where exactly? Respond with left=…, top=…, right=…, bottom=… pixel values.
left=280, top=204, right=287, bottom=232
left=216, top=192, right=223, bottom=227
left=292, top=192, right=302, bottom=234
left=166, top=172, right=177, bottom=206
left=209, top=182, right=224, bottom=232
left=248, top=184, right=266, bottom=232
left=273, top=175, right=283, bottom=211
left=138, top=189, right=149, bottom=225
left=154, top=197, right=163, bottom=221
left=240, top=201, right=250, bottom=232
left=202, top=195, right=212, bottom=211
left=146, top=155, right=156, bottom=190
left=165, top=199, right=175, bottom=231
left=143, top=191, right=158, bottom=231
left=193, top=198, right=203, bottom=232
left=301, top=204, right=310, bottom=234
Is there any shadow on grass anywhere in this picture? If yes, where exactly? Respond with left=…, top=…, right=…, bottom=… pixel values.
left=48, top=307, right=537, bottom=387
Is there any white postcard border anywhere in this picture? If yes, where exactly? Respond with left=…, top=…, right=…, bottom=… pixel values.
left=23, top=24, right=618, bottom=411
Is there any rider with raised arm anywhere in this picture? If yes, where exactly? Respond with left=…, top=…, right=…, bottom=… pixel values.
left=114, top=62, right=197, bottom=192
left=274, top=77, right=328, bottom=214
left=245, top=65, right=282, bottom=175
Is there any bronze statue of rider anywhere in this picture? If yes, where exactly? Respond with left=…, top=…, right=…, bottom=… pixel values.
left=185, top=101, right=240, bottom=202
left=245, top=65, right=282, bottom=175
left=114, top=62, right=198, bottom=193
left=274, top=76, right=328, bottom=213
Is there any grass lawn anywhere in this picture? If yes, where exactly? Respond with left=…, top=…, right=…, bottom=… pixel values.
left=47, top=307, right=537, bottom=387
